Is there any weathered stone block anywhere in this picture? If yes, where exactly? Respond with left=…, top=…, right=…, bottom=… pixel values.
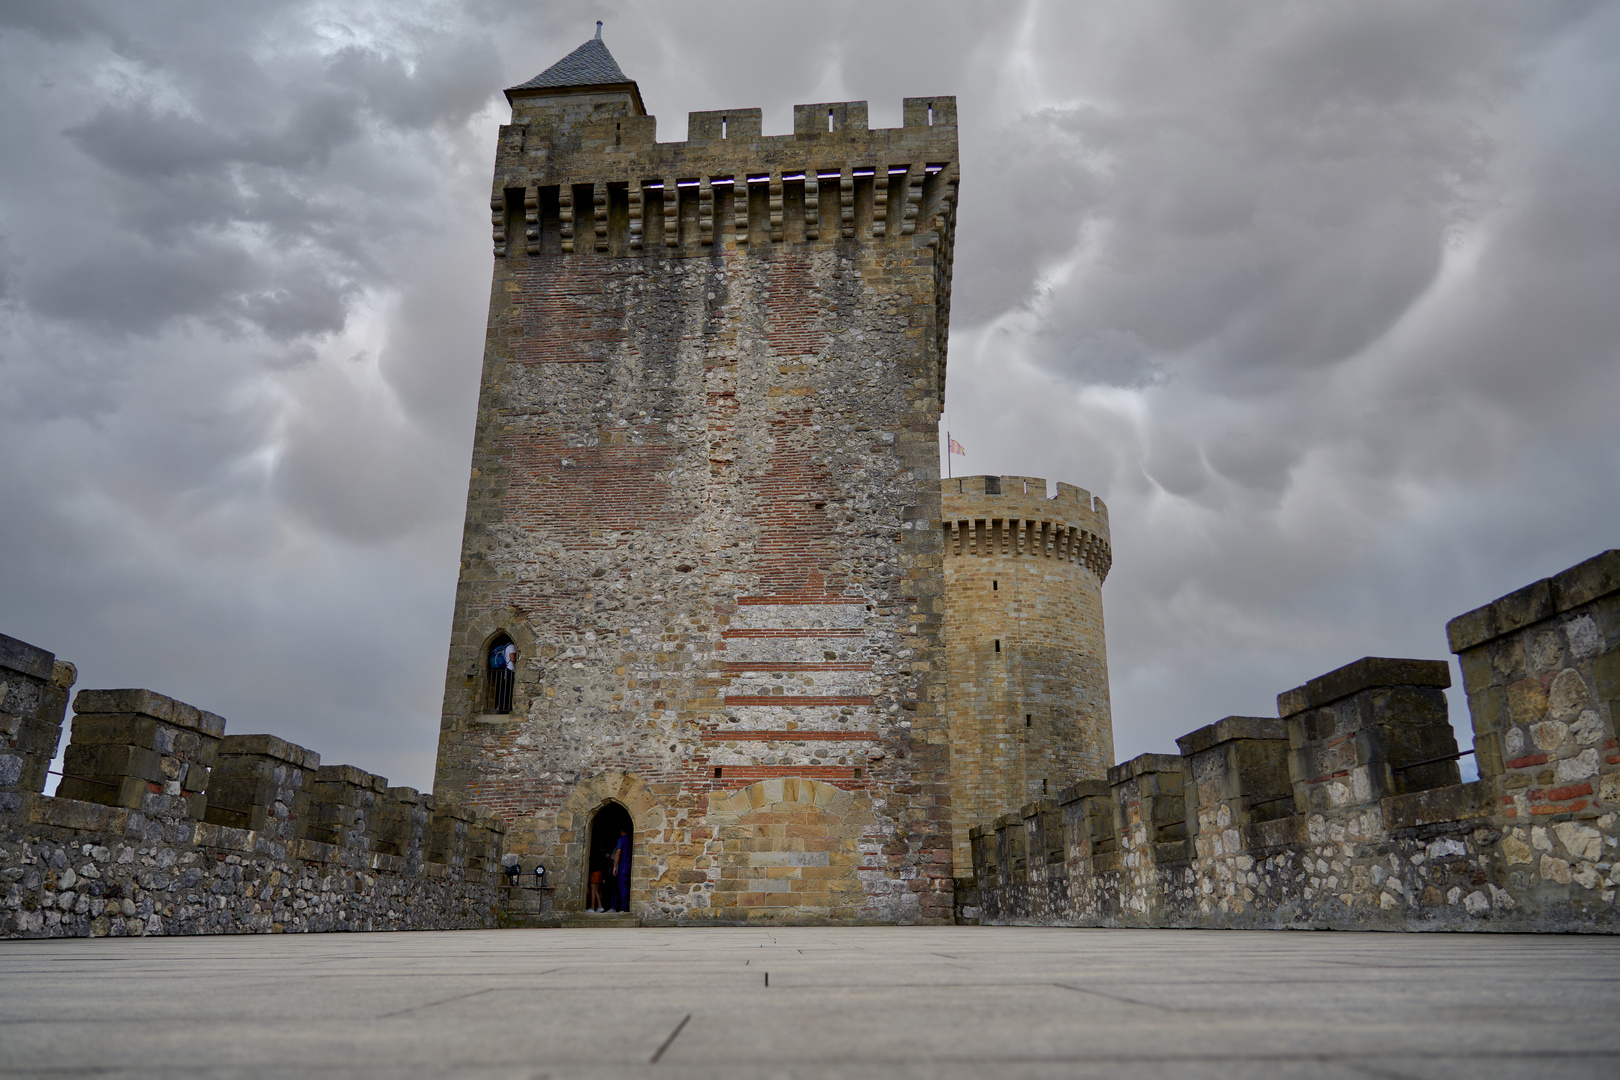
left=0, top=632, right=54, bottom=681
left=1283, top=658, right=1460, bottom=811
left=1383, top=781, right=1488, bottom=830
left=219, top=733, right=321, bottom=769
left=1179, top=716, right=1293, bottom=841
left=62, top=743, right=164, bottom=784
left=1550, top=550, right=1620, bottom=613
left=1278, top=657, right=1451, bottom=718
left=73, top=689, right=227, bottom=738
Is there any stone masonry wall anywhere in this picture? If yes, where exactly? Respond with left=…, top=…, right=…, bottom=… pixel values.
left=435, top=76, right=960, bottom=924
left=940, top=474, right=1112, bottom=868
left=967, top=550, right=1620, bottom=932
left=1, top=632, right=504, bottom=939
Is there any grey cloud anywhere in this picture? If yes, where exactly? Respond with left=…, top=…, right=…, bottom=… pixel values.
left=0, top=0, right=110, bottom=43
left=26, top=237, right=353, bottom=340
left=1205, top=429, right=1302, bottom=497
left=3, top=0, right=1619, bottom=792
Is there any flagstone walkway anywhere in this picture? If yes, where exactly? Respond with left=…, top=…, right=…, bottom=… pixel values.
left=3, top=926, right=1617, bottom=1078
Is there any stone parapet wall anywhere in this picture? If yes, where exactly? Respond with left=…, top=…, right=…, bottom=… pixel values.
left=965, top=550, right=1620, bottom=932
left=1, top=633, right=504, bottom=939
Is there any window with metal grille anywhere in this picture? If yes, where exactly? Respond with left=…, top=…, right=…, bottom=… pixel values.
left=486, top=633, right=517, bottom=714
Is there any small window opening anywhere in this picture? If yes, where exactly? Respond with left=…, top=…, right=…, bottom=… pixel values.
left=486, top=633, right=517, bottom=714
left=1026, top=714, right=1032, bottom=727
left=538, top=185, right=562, bottom=254
left=713, top=766, right=723, bottom=779
left=1042, top=778, right=1048, bottom=795
left=722, top=116, right=728, bottom=139
left=502, top=188, right=525, bottom=258
left=615, top=121, right=621, bottom=148
left=928, top=104, right=934, bottom=126
left=994, top=639, right=1001, bottom=653
left=992, top=580, right=997, bottom=591
left=828, top=108, right=834, bottom=133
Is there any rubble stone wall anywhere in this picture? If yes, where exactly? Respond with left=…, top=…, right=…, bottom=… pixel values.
left=2, top=633, right=504, bottom=939
left=436, top=81, right=961, bottom=924
left=966, top=550, right=1620, bottom=933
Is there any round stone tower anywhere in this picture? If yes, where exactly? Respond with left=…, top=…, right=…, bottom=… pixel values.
left=941, top=474, right=1114, bottom=866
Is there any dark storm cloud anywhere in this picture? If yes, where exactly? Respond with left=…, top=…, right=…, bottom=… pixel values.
left=2, top=0, right=1617, bottom=788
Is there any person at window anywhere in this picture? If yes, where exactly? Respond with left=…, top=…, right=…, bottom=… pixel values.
left=489, top=640, right=517, bottom=713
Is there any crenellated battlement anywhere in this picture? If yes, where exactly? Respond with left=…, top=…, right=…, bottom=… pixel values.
left=940, top=475, right=1110, bottom=582
left=1, top=631, right=511, bottom=939
left=963, top=548, right=1620, bottom=934
left=489, top=94, right=959, bottom=259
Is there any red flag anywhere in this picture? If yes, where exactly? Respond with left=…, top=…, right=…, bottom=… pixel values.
left=948, top=437, right=966, bottom=456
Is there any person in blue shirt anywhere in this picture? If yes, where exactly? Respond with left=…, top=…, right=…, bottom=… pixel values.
left=610, top=827, right=632, bottom=912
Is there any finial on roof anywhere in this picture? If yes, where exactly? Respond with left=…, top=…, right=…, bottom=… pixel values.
left=595, top=21, right=603, bottom=40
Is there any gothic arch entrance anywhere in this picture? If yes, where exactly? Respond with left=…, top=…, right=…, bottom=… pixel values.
left=587, top=802, right=633, bottom=912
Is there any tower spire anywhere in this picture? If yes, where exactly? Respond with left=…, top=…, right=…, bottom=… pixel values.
left=504, top=24, right=643, bottom=113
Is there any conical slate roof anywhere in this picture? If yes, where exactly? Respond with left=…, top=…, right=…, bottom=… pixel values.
left=509, top=33, right=629, bottom=91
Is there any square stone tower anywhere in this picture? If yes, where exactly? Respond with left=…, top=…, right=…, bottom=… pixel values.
left=433, top=29, right=960, bottom=924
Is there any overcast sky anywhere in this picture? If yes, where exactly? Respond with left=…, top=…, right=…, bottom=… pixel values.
left=3, top=0, right=1618, bottom=792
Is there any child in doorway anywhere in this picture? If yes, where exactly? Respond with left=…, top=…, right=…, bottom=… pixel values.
left=588, top=863, right=604, bottom=912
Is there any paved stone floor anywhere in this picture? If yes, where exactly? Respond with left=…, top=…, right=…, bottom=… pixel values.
left=2, top=926, right=1618, bottom=1078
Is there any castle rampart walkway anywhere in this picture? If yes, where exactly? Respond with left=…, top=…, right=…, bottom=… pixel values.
left=3, top=926, right=1616, bottom=1078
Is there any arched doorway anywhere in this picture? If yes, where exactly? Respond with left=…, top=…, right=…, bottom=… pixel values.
left=587, top=802, right=633, bottom=912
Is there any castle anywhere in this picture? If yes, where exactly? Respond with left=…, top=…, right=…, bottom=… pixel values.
left=430, top=30, right=1114, bottom=923
left=4, top=31, right=1614, bottom=941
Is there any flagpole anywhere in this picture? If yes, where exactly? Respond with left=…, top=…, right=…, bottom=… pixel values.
left=947, top=430, right=952, bottom=478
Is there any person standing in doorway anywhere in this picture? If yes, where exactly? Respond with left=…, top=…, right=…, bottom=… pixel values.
left=611, top=826, right=632, bottom=913
left=587, top=861, right=604, bottom=913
